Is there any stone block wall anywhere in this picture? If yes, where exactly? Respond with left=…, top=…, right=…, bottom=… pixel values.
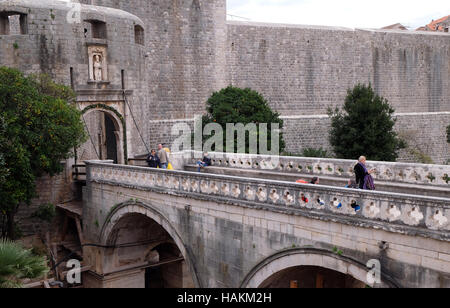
left=227, top=22, right=450, bottom=116
left=395, top=112, right=450, bottom=164
left=282, top=112, right=450, bottom=164
left=79, top=0, right=229, bottom=155
left=14, top=162, right=74, bottom=236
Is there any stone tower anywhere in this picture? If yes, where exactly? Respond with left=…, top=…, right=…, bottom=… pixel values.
left=82, top=0, right=228, bottom=118
left=78, top=0, right=229, bottom=153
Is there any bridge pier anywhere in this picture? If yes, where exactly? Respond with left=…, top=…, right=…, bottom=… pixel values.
left=82, top=259, right=194, bottom=288
left=83, top=267, right=145, bottom=288
left=80, top=200, right=197, bottom=288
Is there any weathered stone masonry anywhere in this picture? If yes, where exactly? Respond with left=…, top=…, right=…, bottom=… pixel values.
left=0, top=0, right=449, bottom=237
left=82, top=162, right=450, bottom=288
left=1, top=0, right=448, bottom=160
left=227, top=22, right=450, bottom=115
left=282, top=112, right=450, bottom=164
left=227, top=21, right=450, bottom=162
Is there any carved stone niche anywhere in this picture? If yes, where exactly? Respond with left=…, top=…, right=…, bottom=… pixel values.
left=88, top=44, right=108, bottom=82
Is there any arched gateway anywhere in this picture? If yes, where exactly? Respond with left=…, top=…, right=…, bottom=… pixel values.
left=84, top=201, right=199, bottom=288
left=78, top=104, right=128, bottom=165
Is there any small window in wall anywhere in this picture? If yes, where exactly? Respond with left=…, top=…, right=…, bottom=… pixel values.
left=85, top=20, right=107, bottom=39
left=0, top=12, right=28, bottom=35
left=134, top=25, right=144, bottom=45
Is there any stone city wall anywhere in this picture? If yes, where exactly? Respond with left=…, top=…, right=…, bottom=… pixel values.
left=227, top=21, right=450, bottom=116
left=282, top=112, right=450, bottom=164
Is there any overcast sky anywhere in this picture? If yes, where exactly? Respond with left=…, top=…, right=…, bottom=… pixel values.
left=227, top=0, right=450, bottom=29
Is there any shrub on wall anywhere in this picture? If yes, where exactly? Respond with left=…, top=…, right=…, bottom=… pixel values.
left=285, top=148, right=333, bottom=158
left=301, top=148, right=332, bottom=158
left=0, top=67, right=87, bottom=239
left=198, top=86, right=285, bottom=154
left=328, top=84, right=406, bottom=162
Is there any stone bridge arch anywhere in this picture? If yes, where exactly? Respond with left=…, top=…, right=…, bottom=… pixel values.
left=99, top=200, right=201, bottom=288
left=241, top=248, right=400, bottom=288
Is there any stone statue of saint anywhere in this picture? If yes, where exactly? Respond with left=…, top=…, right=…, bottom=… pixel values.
left=93, top=55, right=103, bottom=81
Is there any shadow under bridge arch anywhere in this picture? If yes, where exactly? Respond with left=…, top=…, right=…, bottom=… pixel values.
left=99, top=200, right=201, bottom=288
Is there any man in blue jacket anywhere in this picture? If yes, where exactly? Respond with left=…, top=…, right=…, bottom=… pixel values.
left=197, top=152, right=212, bottom=172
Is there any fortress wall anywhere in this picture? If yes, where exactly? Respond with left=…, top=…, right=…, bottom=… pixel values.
left=0, top=1, right=448, bottom=162
left=86, top=0, right=228, bottom=115
left=0, top=1, right=145, bottom=91
left=82, top=0, right=228, bottom=154
left=0, top=0, right=149, bottom=155
left=282, top=112, right=450, bottom=164
left=227, top=21, right=450, bottom=116
left=395, top=112, right=450, bottom=164
left=0, top=1, right=148, bottom=232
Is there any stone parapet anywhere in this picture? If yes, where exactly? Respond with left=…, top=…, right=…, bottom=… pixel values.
left=179, top=151, right=450, bottom=187
left=86, top=161, right=450, bottom=242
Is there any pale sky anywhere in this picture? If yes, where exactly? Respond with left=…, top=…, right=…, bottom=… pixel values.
left=227, top=0, right=450, bottom=29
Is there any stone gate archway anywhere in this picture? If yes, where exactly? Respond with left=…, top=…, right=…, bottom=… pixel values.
left=97, top=201, right=200, bottom=288
left=79, top=104, right=128, bottom=164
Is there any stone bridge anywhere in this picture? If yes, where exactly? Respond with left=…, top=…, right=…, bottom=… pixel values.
left=80, top=153, right=450, bottom=288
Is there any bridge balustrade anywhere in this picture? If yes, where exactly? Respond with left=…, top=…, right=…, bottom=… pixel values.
left=179, top=151, right=450, bottom=187
left=86, top=161, right=450, bottom=242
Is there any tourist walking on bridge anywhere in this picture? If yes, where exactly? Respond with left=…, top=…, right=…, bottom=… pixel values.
left=354, top=156, right=376, bottom=190
left=157, top=144, right=169, bottom=169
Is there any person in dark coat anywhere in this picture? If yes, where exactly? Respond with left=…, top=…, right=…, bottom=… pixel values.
left=354, top=156, right=376, bottom=190
left=146, top=149, right=160, bottom=168
left=310, top=177, right=320, bottom=185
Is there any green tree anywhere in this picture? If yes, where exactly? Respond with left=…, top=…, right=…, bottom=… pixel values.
left=198, top=86, right=285, bottom=154
left=0, top=117, right=9, bottom=186
left=0, top=67, right=86, bottom=239
left=328, top=84, right=405, bottom=161
left=0, top=240, right=48, bottom=288
left=447, top=125, right=450, bottom=144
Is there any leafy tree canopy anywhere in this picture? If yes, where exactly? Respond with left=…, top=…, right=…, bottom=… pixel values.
left=328, top=84, right=405, bottom=162
left=199, top=86, right=285, bottom=154
left=0, top=67, right=86, bottom=239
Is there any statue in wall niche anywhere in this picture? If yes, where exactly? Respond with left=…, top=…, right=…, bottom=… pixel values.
left=87, top=45, right=108, bottom=82
left=93, top=54, right=103, bottom=81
